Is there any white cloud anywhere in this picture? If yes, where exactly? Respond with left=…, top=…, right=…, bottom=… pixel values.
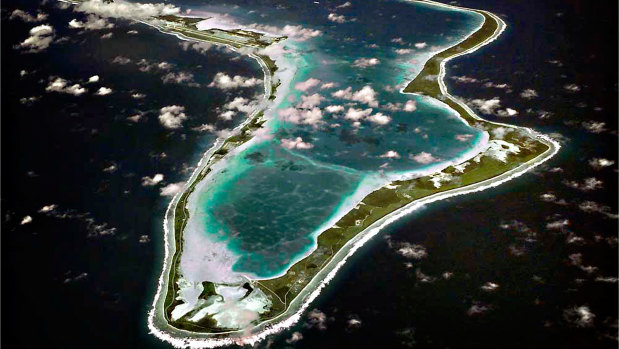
left=10, top=9, right=48, bottom=23
left=16, top=24, right=55, bottom=53
left=218, top=110, right=235, bottom=121
left=192, top=124, right=216, bottom=132
left=320, top=82, right=336, bottom=90
left=332, top=85, right=379, bottom=107
left=410, top=151, right=438, bottom=164
left=306, top=309, right=328, bottom=330
left=278, top=107, right=323, bottom=126
left=379, top=150, right=401, bottom=159
left=74, top=0, right=181, bottom=21
left=95, top=87, right=113, bottom=95
left=403, top=100, right=416, bottom=112
left=158, top=105, right=188, bottom=129
left=68, top=14, right=114, bottom=30
left=162, top=71, right=198, bottom=86
left=131, top=92, right=145, bottom=99
left=520, top=88, right=538, bottom=99
left=451, top=76, right=478, bottom=83
left=100, top=32, right=113, bottom=39
left=482, top=82, right=510, bottom=89
left=141, top=173, right=164, bottom=186
left=298, top=93, right=324, bottom=108
left=325, top=105, right=344, bottom=113
left=224, top=97, right=258, bottom=114
left=391, top=37, right=405, bottom=44
left=247, top=23, right=321, bottom=41
left=563, top=84, right=580, bottom=92
left=286, top=332, right=303, bottom=344
left=467, top=97, right=517, bottom=117
left=281, top=137, right=314, bottom=150
left=20, top=216, right=33, bottom=225
left=353, top=57, right=380, bottom=68
left=295, top=78, right=321, bottom=91
left=112, top=56, right=131, bottom=65
left=336, top=1, right=352, bottom=8
left=180, top=41, right=214, bottom=54
left=588, top=158, right=614, bottom=170
left=563, top=306, right=595, bottom=327
left=581, top=121, right=606, bottom=133
left=208, top=72, right=262, bottom=89
left=160, top=182, right=185, bottom=196
left=481, top=282, right=499, bottom=292
left=414, top=42, right=427, bottom=49
left=344, top=107, right=372, bottom=121
left=38, top=204, right=57, bottom=213
left=395, top=243, right=427, bottom=259
left=546, top=219, right=569, bottom=230
left=45, top=77, right=87, bottom=96
left=563, top=177, right=603, bottom=191
left=395, top=48, right=413, bottom=55
left=367, top=112, right=391, bottom=125
left=327, top=13, right=347, bottom=23
left=88, top=75, right=100, bottom=83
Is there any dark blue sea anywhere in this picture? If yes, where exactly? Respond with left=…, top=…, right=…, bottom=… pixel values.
left=2, top=0, right=616, bottom=348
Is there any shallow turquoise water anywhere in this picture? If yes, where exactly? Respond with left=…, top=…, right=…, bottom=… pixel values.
left=190, top=0, right=486, bottom=278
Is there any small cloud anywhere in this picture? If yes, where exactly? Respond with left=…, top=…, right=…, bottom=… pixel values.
left=325, top=105, right=344, bottom=113
left=280, top=137, right=314, bottom=150
left=520, top=88, right=538, bottom=99
left=546, top=218, right=569, bottom=230
left=131, top=92, right=146, bottom=99
left=581, top=121, right=606, bottom=133
left=38, top=204, right=57, bottom=213
left=95, top=87, right=113, bottom=95
left=414, top=42, right=427, bottom=49
left=455, top=134, right=474, bottom=142
left=335, top=1, right=352, bottom=9
left=286, top=332, right=303, bottom=344
left=100, top=32, right=113, bottom=39
left=112, top=56, right=131, bottom=65
left=563, top=177, right=603, bottom=191
left=87, top=75, right=100, bottom=83
left=481, top=282, right=500, bottom=292
left=139, top=235, right=151, bottom=243
left=16, top=24, right=55, bottom=53
left=162, top=71, right=199, bottom=86
left=158, top=105, right=188, bottom=129
left=45, top=77, right=87, bottom=96
left=327, top=13, right=347, bottom=23
left=141, top=174, right=164, bottom=186
left=410, top=151, right=439, bottom=164
left=332, top=85, right=379, bottom=107
left=353, top=57, right=380, bottom=68
left=563, top=306, right=595, bottom=327
left=395, top=48, right=413, bottom=55
left=588, top=158, right=615, bottom=170
left=159, top=182, right=185, bottom=196
left=379, top=150, right=401, bottom=159
left=208, top=72, right=261, bottom=89
left=563, top=84, right=581, bottom=92
left=367, top=112, right=391, bottom=125
left=395, top=242, right=427, bottom=259
left=451, top=75, right=478, bottom=83
left=295, top=78, right=321, bottom=91
left=10, top=9, right=47, bottom=23
left=305, top=309, right=328, bottom=330
left=68, top=14, right=114, bottom=30
left=20, top=216, right=33, bottom=225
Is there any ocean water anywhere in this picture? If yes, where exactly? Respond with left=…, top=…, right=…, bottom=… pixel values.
left=180, top=0, right=487, bottom=278
left=2, top=0, right=616, bottom=348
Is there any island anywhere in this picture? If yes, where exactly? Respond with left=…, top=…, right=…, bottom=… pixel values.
left=61, top=0, right=561, bottom=347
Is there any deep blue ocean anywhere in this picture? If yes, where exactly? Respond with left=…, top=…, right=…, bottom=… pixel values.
left=2, top=0, right=616, bottom=348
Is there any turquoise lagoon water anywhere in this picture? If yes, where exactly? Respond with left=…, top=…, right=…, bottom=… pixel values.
left=186, top=0, right=486, bottom=278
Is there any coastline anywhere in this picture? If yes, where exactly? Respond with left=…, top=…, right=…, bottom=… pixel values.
left=147, top=1, right=561, bottom=347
